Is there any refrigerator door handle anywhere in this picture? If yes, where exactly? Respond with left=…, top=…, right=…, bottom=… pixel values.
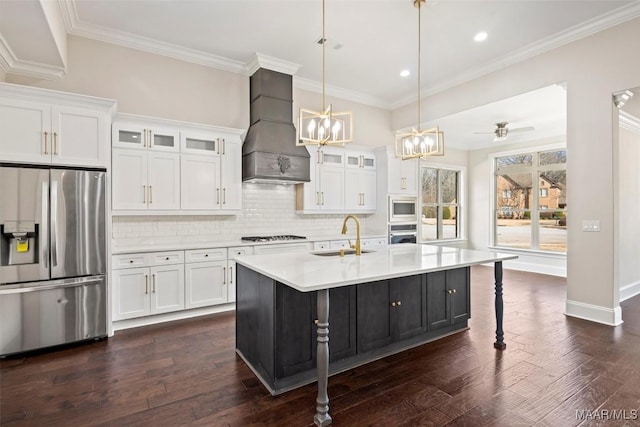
left=40, top=179, right=50, bottom=270
left=50, top=179, right=58, bottom=268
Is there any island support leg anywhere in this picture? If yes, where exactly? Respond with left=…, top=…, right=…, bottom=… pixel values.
left=314, top=289, right=332, bottom=426
left=494, top=261, right=506, bottom=350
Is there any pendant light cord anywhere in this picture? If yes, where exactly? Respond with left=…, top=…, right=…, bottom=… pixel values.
left=322, top=0, right=326, bottom=110
left=417, top=0, right=422, bottom=132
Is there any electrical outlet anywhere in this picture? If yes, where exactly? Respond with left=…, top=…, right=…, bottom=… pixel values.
left=153, top=221, right=160, bottom=231
left=581, top=220, right=600, bottom=232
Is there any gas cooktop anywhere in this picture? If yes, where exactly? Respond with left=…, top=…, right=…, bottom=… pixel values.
left=241, top=235, right=307, bottom=242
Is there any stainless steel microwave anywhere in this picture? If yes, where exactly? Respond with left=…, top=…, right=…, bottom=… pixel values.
left=389, top=196, right=418, bottom=222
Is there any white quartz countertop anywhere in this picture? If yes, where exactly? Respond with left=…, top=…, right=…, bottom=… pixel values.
left=234, top=244, right=518, bottom=292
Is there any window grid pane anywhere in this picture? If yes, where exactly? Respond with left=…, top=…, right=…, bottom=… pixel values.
left=420, top=168, right=460, bottom=242
left=494, top=149, right=567, bottom=253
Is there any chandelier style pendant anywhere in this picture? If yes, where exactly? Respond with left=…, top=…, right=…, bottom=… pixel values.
left=394, top=0, right=444, bottom=159
left=298, top=0, right=353, bottom=146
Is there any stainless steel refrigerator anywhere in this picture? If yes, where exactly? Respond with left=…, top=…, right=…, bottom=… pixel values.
left=0, top=165, right=107, bottom=356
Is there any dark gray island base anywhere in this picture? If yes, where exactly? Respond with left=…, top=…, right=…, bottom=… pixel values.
left=236, top=264, right=472, bottom=396
left=234, top=244, right=515, bottom=426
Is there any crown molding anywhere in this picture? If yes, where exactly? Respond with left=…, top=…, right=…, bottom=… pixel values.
left=246, top=53, right=300, bottom=76
left=0, top=34, right=65, bottom=80
left=391, top=2, right=640, bottom=109
left=57, top=0, right=640, bottom=111
left=294, top=76, right=392, bottom=110
left=620, top=110, right=640, bottom=133
left=61, top=6, right=246, bottom=74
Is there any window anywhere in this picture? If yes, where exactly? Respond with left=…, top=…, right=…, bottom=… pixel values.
left=421, top=167, right=461, bottom=241
left=494, top=148, right=567, bottom=253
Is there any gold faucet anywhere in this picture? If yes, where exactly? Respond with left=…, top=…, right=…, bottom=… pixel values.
left=341, top=215, right=362, bottom=255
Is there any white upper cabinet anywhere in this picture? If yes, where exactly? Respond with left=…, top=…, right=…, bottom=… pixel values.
left=111, top=113, right=243, bottom=215
left=179, top=128, right=242, bottom=212
left=0, top=83, right=115, bottom=167
left=297, top=146, right=345, bottom=212
left=345, top=149, right=376, bottom=170
left=386, top=147, right=418, bottom=195
left=296, top=145, right=376, bottom=214
left=113, top=121, right=179, bottom=152
left=112, top=148, right=180, bottom=211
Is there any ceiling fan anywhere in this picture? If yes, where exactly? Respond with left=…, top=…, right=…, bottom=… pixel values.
left=474, top=122, right=535, bottom=141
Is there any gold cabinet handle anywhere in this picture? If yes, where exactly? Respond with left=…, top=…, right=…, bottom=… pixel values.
left=149, top=186, right=153, bottom=204
left=321, top=192, right=325, bottom=205
left=314, top=319, right=319, bottom=325
left=223, top=267, right=226, bottom=284
left=144, top=129, right=147, bottom=148
left=145, top=274, right=148, bottom=294
left=223, top=188, right=226, bottom=204
left=391, top=302, right=396, bottom=307
left=452, top=289, right=457, bottom=294
left=143, top=185, right=146, bottom=203
left=447, top=289, right=453, bottom=294
left=217, top=188, right=220, bottom=204
left=152, top=274, right=156, bottom=293
left=397, top=301, right=402, bottom=306
left=43, top=131, right=49, bottom=154
left=53, top=132, right=58, bottom=155
left=230, top=266, right=233, bottom=284
left=316, top=192, right=320, bottom=206
left=222, top=138, right=226, bottom=155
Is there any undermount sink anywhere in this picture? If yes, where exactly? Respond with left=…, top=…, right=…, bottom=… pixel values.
left=312, top=249, right=374, bottom=257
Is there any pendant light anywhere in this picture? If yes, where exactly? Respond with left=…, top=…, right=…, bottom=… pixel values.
left=298, top=0, right=353, bottom=146
left=394, top=0, right=444, bottom=159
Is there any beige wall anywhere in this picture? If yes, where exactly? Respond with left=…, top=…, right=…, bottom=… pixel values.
left=6, top=36, right=249, bottom=129
left=0, top=67, right=5, bottom=82
left=394, top=17, right=640, bottom=322
left=293, top=88, right=393, bottom=148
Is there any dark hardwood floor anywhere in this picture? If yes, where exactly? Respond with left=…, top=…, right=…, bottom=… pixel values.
left=2, top=266, right=640, bottom=426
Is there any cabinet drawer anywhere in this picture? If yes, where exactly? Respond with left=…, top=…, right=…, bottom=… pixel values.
left=362, top=238, right=387, bottom=248
left=330, top=240, right=350, bottom=249
left=185, top=247, right=227, bottom=263
left=149, top=251, right=184, bottom=265
left=313, top=241, right=330, bottom=250
left=228, top=246, right=254, bottom=259
left=112, top=253, right=148, bottom=269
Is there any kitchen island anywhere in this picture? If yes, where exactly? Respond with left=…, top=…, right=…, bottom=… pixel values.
left=235, top=244, right=517, bottom=426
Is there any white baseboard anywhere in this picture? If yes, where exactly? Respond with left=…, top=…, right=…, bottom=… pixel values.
left=502, top=259, right=566, bottom=277
left=620, top=280, right=640, bottom=302
left=565, top=299, right=623, bottom=326
left=112, top=303, right=235, bottom=331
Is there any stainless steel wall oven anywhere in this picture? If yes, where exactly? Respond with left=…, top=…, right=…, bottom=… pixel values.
left=388, top=223, right=418, bottom=244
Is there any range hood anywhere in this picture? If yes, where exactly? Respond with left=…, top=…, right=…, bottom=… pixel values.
left=243, top=68, right=310, bottom=184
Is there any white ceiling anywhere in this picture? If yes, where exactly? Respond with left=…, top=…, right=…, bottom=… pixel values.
left=2, top=0, right=638, bottom=149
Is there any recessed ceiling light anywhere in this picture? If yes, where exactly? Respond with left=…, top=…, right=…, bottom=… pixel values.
left=474, top=31, right=488, bottom=42
left=400, top=69, right=410, bottom=78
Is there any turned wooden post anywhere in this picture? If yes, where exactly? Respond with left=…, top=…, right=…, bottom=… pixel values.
left=314, top=289, right=332, bottom=426
left=494, top=261, right=506, bottom=350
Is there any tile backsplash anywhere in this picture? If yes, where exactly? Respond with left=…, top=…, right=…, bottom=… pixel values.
left=112, top=183, right=373, bottom=246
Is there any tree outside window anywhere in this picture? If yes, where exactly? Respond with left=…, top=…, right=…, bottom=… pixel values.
left=494, top=149, right=567, bottom=252
left=421, top=167, right=460, bottom=241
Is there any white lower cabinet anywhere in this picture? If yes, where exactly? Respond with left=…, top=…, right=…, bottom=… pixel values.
left=185, top=248, right=228, bottom=308
left=112, top=251, right=185, bottom=321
